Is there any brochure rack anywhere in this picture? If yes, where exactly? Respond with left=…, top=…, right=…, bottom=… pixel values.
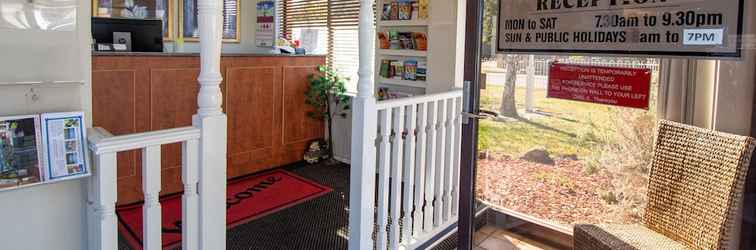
left=0, top=112, right=90, bottom=192
left=375, top=0, right=464, bottom=99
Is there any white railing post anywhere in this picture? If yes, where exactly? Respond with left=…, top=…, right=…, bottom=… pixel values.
left=423, top=101, right=437, bottom=231
left=434, top=99, right=447, bottom=225
left=182, top=139, right=200, bottom=250
left=347, top=0, right=377, bottom=247
left=412, top=103, right=428, bottom=236
left=143, top=146, right=163, bottom=250
left=401, top=105, right=417, bottom=245
left=90, top=152, right=118, bottom=250
left=451, top=97, right=463, bottom=216
left=389, top=107, right=405, bottom=249
left=195, top=0, right=227, bottom=248
left=377, top=110, right=392, bottom=250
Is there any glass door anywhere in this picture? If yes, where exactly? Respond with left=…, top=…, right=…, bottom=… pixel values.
left=459, top=0, right=754, bottom=250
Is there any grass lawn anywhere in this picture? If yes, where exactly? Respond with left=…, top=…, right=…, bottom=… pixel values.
left=477, top=85, right=655, bottom=159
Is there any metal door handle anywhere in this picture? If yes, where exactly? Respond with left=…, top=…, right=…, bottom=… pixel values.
left=461, top=112, right=491, bottom=125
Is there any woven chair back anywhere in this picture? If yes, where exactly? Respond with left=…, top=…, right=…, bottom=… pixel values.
left=643, top=120, right=756, bottom=250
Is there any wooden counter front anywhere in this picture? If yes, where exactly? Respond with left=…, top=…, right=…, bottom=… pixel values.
left=92, top=54, right=325, bottom=204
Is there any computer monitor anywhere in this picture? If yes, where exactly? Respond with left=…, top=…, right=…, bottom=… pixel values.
left=92, top=17, right=163, bottom=52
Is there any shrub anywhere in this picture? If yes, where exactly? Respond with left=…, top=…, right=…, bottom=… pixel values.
left=598, top=110, right=656, bottom=223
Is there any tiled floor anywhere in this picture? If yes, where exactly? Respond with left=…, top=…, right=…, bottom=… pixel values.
left=473, top=225, right=562, bottom=250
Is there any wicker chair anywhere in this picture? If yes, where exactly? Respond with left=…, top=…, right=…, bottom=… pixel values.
left=574, top=119, right=756, bottom=250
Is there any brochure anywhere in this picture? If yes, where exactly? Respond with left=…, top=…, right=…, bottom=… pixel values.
left=40, top=112, right=89, bottom=181
left=0, top=115, right=44, bottom=189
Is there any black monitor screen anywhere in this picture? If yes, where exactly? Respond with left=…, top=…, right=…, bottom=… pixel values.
left=92, top=17, right=163, bottom=52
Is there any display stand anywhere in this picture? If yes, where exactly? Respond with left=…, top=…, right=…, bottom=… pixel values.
left=0, top=112, right=90, bottom=192
left=374, top=0, right=465, bottom=99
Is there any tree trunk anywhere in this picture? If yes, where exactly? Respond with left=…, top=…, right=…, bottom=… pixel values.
left=500, top=55, right=519, bottom=118
left=326, top=94, right=335, bottom=160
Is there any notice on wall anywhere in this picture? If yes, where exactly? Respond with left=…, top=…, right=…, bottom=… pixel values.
left=41, top=112, right=89, bottom=181
left=547, top=63, right=651, bottom=110
left=256, top=1, right=276, bottom=47
left=498, top=0, right=744, bottom=58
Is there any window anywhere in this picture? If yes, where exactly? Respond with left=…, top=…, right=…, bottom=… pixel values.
left=93, top=0, right=173, bottom=40
left=181, top=0, right=240, bottom=41
left=278, top=0, right=361, bottom=92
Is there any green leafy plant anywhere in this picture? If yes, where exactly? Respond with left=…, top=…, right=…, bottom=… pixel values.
left=305, top=65, right=351, bottom=161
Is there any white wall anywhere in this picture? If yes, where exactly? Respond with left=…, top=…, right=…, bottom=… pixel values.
left=0, top=0, right=92, bottom=249
left=163, top=0, right=277, bottom=54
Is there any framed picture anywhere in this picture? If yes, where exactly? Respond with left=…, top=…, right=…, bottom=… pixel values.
left=92, top=0, right=174, bottom=41
left=180, top=0, right=240, bottom=42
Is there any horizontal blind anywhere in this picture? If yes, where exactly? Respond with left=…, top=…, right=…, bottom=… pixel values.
left=279, top=0, right=361, bottom=68
left=223, top=0, right=238, bottom=39
left=279, top=0, right=360, bottom=35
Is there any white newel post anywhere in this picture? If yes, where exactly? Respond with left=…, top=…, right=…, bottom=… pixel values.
left=194, top=0, right=227, bottom=248
left=348, top=0, right=377, bottom=248
left=90, top=152, right=118, bottom=250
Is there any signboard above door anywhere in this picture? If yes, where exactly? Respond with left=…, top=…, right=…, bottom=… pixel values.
left=497, top=0, right=745, bottom=58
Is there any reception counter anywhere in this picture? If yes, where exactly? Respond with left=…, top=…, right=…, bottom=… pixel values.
left=92, top=52, right=325, bottom=203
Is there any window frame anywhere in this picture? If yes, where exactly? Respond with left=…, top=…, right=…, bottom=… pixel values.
left=179, top=0, right=241, bottom=43
left=92, top=0, right=175, bottom=41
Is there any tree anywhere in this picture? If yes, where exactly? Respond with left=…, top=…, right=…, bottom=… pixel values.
left=482, top=0, right=498, bottom=45
left=499, top=54, right=520, bottom=118
left=305, top=65, right=350, bottom=161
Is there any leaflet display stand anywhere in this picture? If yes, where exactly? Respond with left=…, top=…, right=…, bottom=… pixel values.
left=0, top=112, right=90, bottom=192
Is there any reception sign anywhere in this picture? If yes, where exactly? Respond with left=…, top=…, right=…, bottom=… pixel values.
left=497, top=0, right=744, bottom=58
left=547, top=63, right=651, bottom=110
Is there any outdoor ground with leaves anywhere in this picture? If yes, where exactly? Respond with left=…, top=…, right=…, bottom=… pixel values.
left=476, top=84, right=656, bottom=228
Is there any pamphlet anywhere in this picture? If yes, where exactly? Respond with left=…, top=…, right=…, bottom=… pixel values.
left=40, top=112, right=89, bottom=181
left=256, top=1, right=276, bottom=47
left=0, top=115, right=43, bottom=189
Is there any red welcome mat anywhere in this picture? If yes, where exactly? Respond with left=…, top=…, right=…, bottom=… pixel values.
left=117, top=169, right=332, bottom=250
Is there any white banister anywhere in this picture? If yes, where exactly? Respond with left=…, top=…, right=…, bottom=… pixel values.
left=451, top=98, right=463, bottom=216
left=434, top=99, right=447, bottom=225
left=401, top=105, right=417, bottom=245
left=389, top=107, right=405, bottom=249
left=182, top=139, right=200, bottom=250
left=350, top=89, right=461, bottom=249
left=443, top=100, right=454, bottom=221
left=412, top=103, right=428, bottom=237
left=424, top=101, right=438, bottom=231
left=347, top=0, right=377, bottom=246
left=195, top=0, right=227, bottom=247
left=376, top=109, right=392, bottom=250
left=89, top=127, right=201, bottom=154
left=143, top=145, right=162, bottom=250
left=87, top=127, right=202, bottom=250
left=89, top=151, right=118, bottom=250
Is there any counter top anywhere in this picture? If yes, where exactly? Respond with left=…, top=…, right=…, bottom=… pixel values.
left=92, top=51, right=325, bottom=57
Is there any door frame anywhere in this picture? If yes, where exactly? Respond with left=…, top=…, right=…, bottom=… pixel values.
left=457, top=0, right=484, bottom=249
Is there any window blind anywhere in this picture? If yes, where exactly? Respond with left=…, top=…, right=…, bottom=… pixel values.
left=223, top=0, right=238, bottom=39
left=278, top=0, right=361, bottom=90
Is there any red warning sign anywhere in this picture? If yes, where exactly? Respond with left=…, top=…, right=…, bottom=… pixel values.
left=547, top=63, right=651, bottom=110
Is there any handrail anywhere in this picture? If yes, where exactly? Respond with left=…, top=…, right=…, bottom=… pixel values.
left=376, top=89, right=463, bottom=110
left=88, top=126, right=201, bottom=154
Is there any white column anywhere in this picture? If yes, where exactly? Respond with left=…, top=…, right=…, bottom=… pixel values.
left=525, top=55, right=535, bottom=113
left=347, top=0, right=377, bottom=248
left=194, top=0, right=227, bottom=249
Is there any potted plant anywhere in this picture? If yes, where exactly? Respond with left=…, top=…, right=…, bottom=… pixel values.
left=304, top=65, right=350, bottom=163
